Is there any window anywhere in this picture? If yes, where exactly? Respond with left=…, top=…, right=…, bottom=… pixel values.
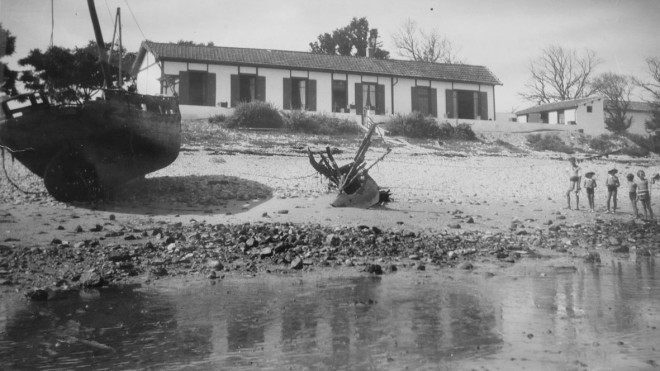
left=445, top=90, right=487, bottom=120
left=283, top=78, right=316, bottom=111
left=587, top=105, right=593, bottom=113
left=411, top=86, right=437, bottom=117
left=178, top=71, right=216, bottom=106
left=332, top=80, right=348, bottom=112
left=230, top=74, right=266, bottom=107
left=354, top=83, right=385, bottom=115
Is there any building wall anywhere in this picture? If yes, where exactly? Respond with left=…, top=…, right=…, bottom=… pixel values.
left=136, top=51, right=163, bottom=95
left=143, top=58, right=496, bottom=120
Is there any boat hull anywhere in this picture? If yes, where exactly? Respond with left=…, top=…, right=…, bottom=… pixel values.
left=0, top=90, right=181, bottom=201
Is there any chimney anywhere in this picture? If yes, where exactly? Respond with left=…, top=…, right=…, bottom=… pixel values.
left=367, top=35, right=376, bottom=58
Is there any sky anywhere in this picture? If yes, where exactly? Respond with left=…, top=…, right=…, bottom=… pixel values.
left=1, top=0, right=659, bottom=113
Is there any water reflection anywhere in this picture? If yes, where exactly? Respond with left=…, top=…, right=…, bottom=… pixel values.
left=1, top=256, right=659, bottom=370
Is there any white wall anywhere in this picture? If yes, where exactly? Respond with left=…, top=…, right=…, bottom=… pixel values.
left=136, top=51, right=162, bottom=95
left=208, top=65, right=238, bottom=106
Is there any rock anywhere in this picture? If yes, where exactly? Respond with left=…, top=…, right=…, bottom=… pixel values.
left=324, top=234, right=341, bottom=246
left=74, top=225, right=83, bottom=233
left=636, top=248, right=652, bottom=257
left=612, top=245, right=629, bottom=253
left=80, top=270, right=103, bottom=287
left=273, top=242, right=289, bottom=254
left=207, top=271, right=218, bottom=279
left=277, top=210, right=289, bottom=214
left=366, top=264, right=383, bottom=275
left=51, top=238, right=62, bottom=245
left=408, top=254, right=420, bottom=260
left=207, top=260, right=223, bottom=270
left=608, top=237, right=621, bottom=246
left=290, top=256, right=303, bottom=270
left=90, top=224, right=103, bottom=232
left=245, top=237, right=257, bottom=248
left=260, top=247, right=273, bottom=258
left=460, top=262, right=474, bottom=270
left=25, top=288, right=49, bottom=301
left=549, top=225, right=561, bottom=232
left=150, top=267, right=168, bottom=277
left=108, top=251, right=131, bottom=262
left=109, top=214, right=116, bottom=221
left=543, top=220, right=553, bottom=225
left=584, top=252, right=601, bottom=263
left=416, top=263, right=426, bottom=271
left=448, top=223, right=461, bottom=229
left=466, top=217, right=474, bottom=224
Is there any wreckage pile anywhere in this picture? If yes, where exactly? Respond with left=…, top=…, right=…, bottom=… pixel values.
left=2, top=217, right=658, bottom=299
left=308, top=121, right=392, bottom=208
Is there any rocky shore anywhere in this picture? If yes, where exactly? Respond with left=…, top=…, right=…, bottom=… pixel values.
left=1, top=128, right=659, bottom=300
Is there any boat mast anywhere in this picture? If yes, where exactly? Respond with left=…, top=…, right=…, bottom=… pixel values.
left=87, top=0, right=109, bottom=89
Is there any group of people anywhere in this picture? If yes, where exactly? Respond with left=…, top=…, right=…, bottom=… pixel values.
left=566, top=157, right=655, bottom=220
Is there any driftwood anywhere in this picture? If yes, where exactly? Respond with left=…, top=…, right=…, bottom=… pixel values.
left=308, top=120, right=391, bottom=208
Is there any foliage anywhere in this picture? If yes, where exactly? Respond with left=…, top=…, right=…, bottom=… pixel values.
left=18, top=41, right=133, bottom=104
left=208, top=114, right=227, bottom=124
left=588, top=134, right=618, bottom=152
left=621, top=132, right=657, bottom=155
left=391, top=19, right=463, bottom=63
left=591, top=72, right=635, bottom=133
left=223, top=101, right=284, bottom=129
left=282, top=110, right=361, bottom=135
left=0, top=23, right=18, bottom=95
left=635, top=57, right=660, bottom=133
left=526, top=133, right=574, bottom=154
left=520, top=45, right=601, bottom=104
left=175, top=40, right=215, bottom=47
left=309, top=17, right=389, bottom=59
left=383, top=112, right=477, bottom=140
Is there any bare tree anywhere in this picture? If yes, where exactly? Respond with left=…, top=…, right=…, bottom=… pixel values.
left=520, top=45, right=601, bottom=104
left=635, top=57, right=660, bottom=133
left=391, top=19, right=462, bottom=64
left=591, top=72, right=635, bottom=133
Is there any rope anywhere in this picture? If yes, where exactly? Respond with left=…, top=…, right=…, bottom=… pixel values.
left=124, top=0, right=147, bottom=41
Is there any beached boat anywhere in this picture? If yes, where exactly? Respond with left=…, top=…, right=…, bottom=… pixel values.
left=0, top=0, right=181, bottom=202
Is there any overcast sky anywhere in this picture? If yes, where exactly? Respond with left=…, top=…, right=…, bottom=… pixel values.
left=2, top=0, right=659, bottom=113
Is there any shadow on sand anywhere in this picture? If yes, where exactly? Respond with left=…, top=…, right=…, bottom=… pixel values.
left=79, top=174, right=273, bottom=216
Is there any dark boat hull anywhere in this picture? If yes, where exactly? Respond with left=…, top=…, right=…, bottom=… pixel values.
left=0, top=90, right=181, bottom=201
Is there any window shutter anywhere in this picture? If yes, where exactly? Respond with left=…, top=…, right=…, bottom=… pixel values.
left=430, top=88, right=438, bottom=117
left=479, top=91, right=488, bottom=120
left=473, top=92, right=480, bottom=119
left=205, top=73, right=216, bottom=106
left=283, top=78, right=291, bottom=109
left=256, top=76, right=266, bottom=101
left=445, top=89, right=455, bottom=118
left=355, top=83, right=363, bottom=115
left=307, top=79, right=317, bottom=111
left=411, top=87, right=419, bottom=113
left=376, top=85, right=385, bottom=115
left=179, top=71, right=190, bottom=105
left=230, top=74, right=239, bottom=107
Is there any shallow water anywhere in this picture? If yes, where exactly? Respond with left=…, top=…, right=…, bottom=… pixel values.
left=1, top=256, right=659, bottom=370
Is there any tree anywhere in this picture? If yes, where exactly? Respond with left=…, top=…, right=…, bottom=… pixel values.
left=309, top=17, right=389, bottom=59
left=635, top=57, right=660, bottom=133
left=391, top=19, right=463, bottom=63
left=176, top=40, right=215, bottom=47
left=0, top=23, right=18, bottom=96
left=521, top=45, right=601, bottom=104
left=591, top=72, right=634, bottom=133
left=18, top=41, right=132, bottom=104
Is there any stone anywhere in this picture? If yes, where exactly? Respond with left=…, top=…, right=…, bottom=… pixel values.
left=80, top=270, right=103, bottom=287
left=448, top=223, right=461, bottom=229
left=366, top=264, right=383, bottom=275
left=74, top=225, right=83, bottom=233
left=608, top=237, right=621, bottom=246
left=324, top=234, right=341, bottom=246
left=290, top=256, right=303, bottom=270
left=207, top=260, right=223, bottom=270
left=466, top=217, right=474, bottom=224
left=277, top=210, right=289, bottom=214
left=108, top=251, right=131, bottom=262
left=612, top=245, right=629, bottom=253
left=260, top=247, right=273, bottom=258
left=460, top=262, right=474, bottom=270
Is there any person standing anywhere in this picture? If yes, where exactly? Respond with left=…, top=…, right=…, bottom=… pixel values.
left=626, top=173, right=639, bottom=218
left=566, top=157, right=581, bottom=210
left=636, top=170, right=654, bottom=220
left=605, top=168, right=620, bottom=213
left=583, top=172, right=597, bottom=212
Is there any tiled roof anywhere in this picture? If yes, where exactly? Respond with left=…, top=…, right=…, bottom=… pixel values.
left=138, top=41, right=502, bottom=86
left=516, top=97, right=600, bottom=115
left=516, top=97, right=655, bottom=115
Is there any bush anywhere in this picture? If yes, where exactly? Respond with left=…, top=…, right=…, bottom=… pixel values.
left=224, top=101, right=283, bottom=129
left=622, top=132, right=658, bottom=155
left=383, top=113, right=477, bottom=140
left=526, top=134, right=574, bottom=154
left=208, top=114, right=227, bottom=124
left=282, top=111, right=362, bottom=135
left=588, top=134, right=618, bottom=152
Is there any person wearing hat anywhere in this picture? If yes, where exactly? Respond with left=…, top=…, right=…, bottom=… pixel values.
left=606, top=168, right=620, bottom=213
left=583, top=171, right=597, bottom=212
left=626, top=173, right=639, bottom=218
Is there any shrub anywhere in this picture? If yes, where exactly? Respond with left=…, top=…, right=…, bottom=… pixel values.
left=383, top=113, right=477, bottom=141
left=208, top=114, right=227, bottom=124
left=224, top=101, right=283, bottom=129
left=282, top=111, right=362, bottom=135
left=588, top=134, right=618, bottom=152
left=620, top=146, right=650, bottom=157
left=622, top=132, right=658, bottom=155
left=526, top=134, right=574, bottom=154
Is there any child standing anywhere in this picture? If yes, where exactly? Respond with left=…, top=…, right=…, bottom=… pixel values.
left=583, top=172, right=597, bottom=212
left=627, top=173, right=639, bottom=218
left=636, top=170, right=654, bottom=220
left=566, top=157, right=581, bottom=210
left=606, top=168, right=620, bottom=213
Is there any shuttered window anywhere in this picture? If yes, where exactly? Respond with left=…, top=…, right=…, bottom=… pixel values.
left=445, top=89, right=487, bottom=120
left=283, top=78, right=316, bottom=111
left=178, top=71, right=216, bottom=106
left=411, top=86, right=438, bottom=117
left=355, top=83, right=385, bottom=115
left=230, top=74, right=266, bottom=107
